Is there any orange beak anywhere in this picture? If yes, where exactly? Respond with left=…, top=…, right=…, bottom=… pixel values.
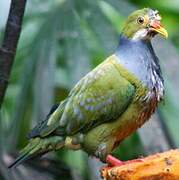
left=150, top=21, right=168, bottom=38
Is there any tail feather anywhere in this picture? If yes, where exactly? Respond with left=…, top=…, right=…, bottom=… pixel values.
left=8, top=136, right=65, bottom=169
left=8, top=151, right=32, bottom=169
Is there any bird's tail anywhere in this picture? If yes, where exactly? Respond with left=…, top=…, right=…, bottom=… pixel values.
left=8, top=136, right=65, bottom=169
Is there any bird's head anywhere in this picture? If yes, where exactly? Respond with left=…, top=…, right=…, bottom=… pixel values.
left=121, top=8, right=168, bottom=41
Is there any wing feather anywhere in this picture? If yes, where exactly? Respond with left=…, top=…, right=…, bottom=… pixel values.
left=28, top=56, right=135, bottom=138
left=59, top=57, right=135, bottom=135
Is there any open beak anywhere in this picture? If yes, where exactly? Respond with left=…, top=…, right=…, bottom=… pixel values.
left=150, top=21, right=168, bottom=38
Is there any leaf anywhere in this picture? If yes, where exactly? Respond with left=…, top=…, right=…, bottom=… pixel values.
left=75, top=0, right=118, bottom=54
left=99, top=0, right=124, bottom=32
left=59, top=3, right=91, bottom=85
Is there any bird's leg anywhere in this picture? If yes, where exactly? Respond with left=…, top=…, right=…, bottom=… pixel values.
left=100, top=155, right=122, bottom=173
left=100, top=155, right=145, bottom=178
left=106, top=154, right=144, bottom=167
left=106, top=155, right=124, bottom=167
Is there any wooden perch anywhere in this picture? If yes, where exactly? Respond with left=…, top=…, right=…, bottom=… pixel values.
left=101, top=149, right=179, bottom=180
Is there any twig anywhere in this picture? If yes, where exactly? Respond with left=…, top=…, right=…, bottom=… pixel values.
left=0, top=0, right=27, bottom=108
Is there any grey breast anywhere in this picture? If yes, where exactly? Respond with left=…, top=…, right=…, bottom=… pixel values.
left=115, top=35, right=164, bottom=101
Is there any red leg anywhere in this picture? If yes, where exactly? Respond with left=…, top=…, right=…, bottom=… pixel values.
left=100, top=155, right=124, bottom=173
left=106, top=155, right=124, bottom=167
left=106, top=154, right=144, bottom=167
left=100, top=155, right=144, bottom=174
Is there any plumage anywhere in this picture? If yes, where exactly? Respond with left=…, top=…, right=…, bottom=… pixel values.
left=9, top=8, right=168, bottom=168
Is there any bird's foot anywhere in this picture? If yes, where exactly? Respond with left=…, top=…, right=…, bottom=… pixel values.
left=106, top=154, right=124, bottom=167
left=100, top=154, right=146, bottom=178
left=101, top=155, right=144, bottom=175
left=106, top=154, right=144, bottom=167
left=100, top=155, right=123, bottom=173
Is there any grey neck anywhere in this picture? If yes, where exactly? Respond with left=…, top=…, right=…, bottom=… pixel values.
left=115, top=35, right=164, bottom=99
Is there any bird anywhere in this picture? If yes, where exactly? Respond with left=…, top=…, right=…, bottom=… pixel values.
left=9, top=8, right=168, bottom=169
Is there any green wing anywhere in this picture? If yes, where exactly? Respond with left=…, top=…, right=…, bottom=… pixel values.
left=29, top=56, right=135, bottom=138
left=58, top=57, right=135, bottom=135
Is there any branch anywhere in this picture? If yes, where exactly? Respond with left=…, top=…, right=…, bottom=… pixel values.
left=0, top=0, right=27, bottom=108
left=101, top=149, right=179, bottom=180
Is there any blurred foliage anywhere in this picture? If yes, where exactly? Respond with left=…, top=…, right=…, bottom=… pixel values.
left=0, top=0, right=179, bottom=179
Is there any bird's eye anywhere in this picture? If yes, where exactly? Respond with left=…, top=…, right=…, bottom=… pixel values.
left=137, top=17, right=145, bottom=24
